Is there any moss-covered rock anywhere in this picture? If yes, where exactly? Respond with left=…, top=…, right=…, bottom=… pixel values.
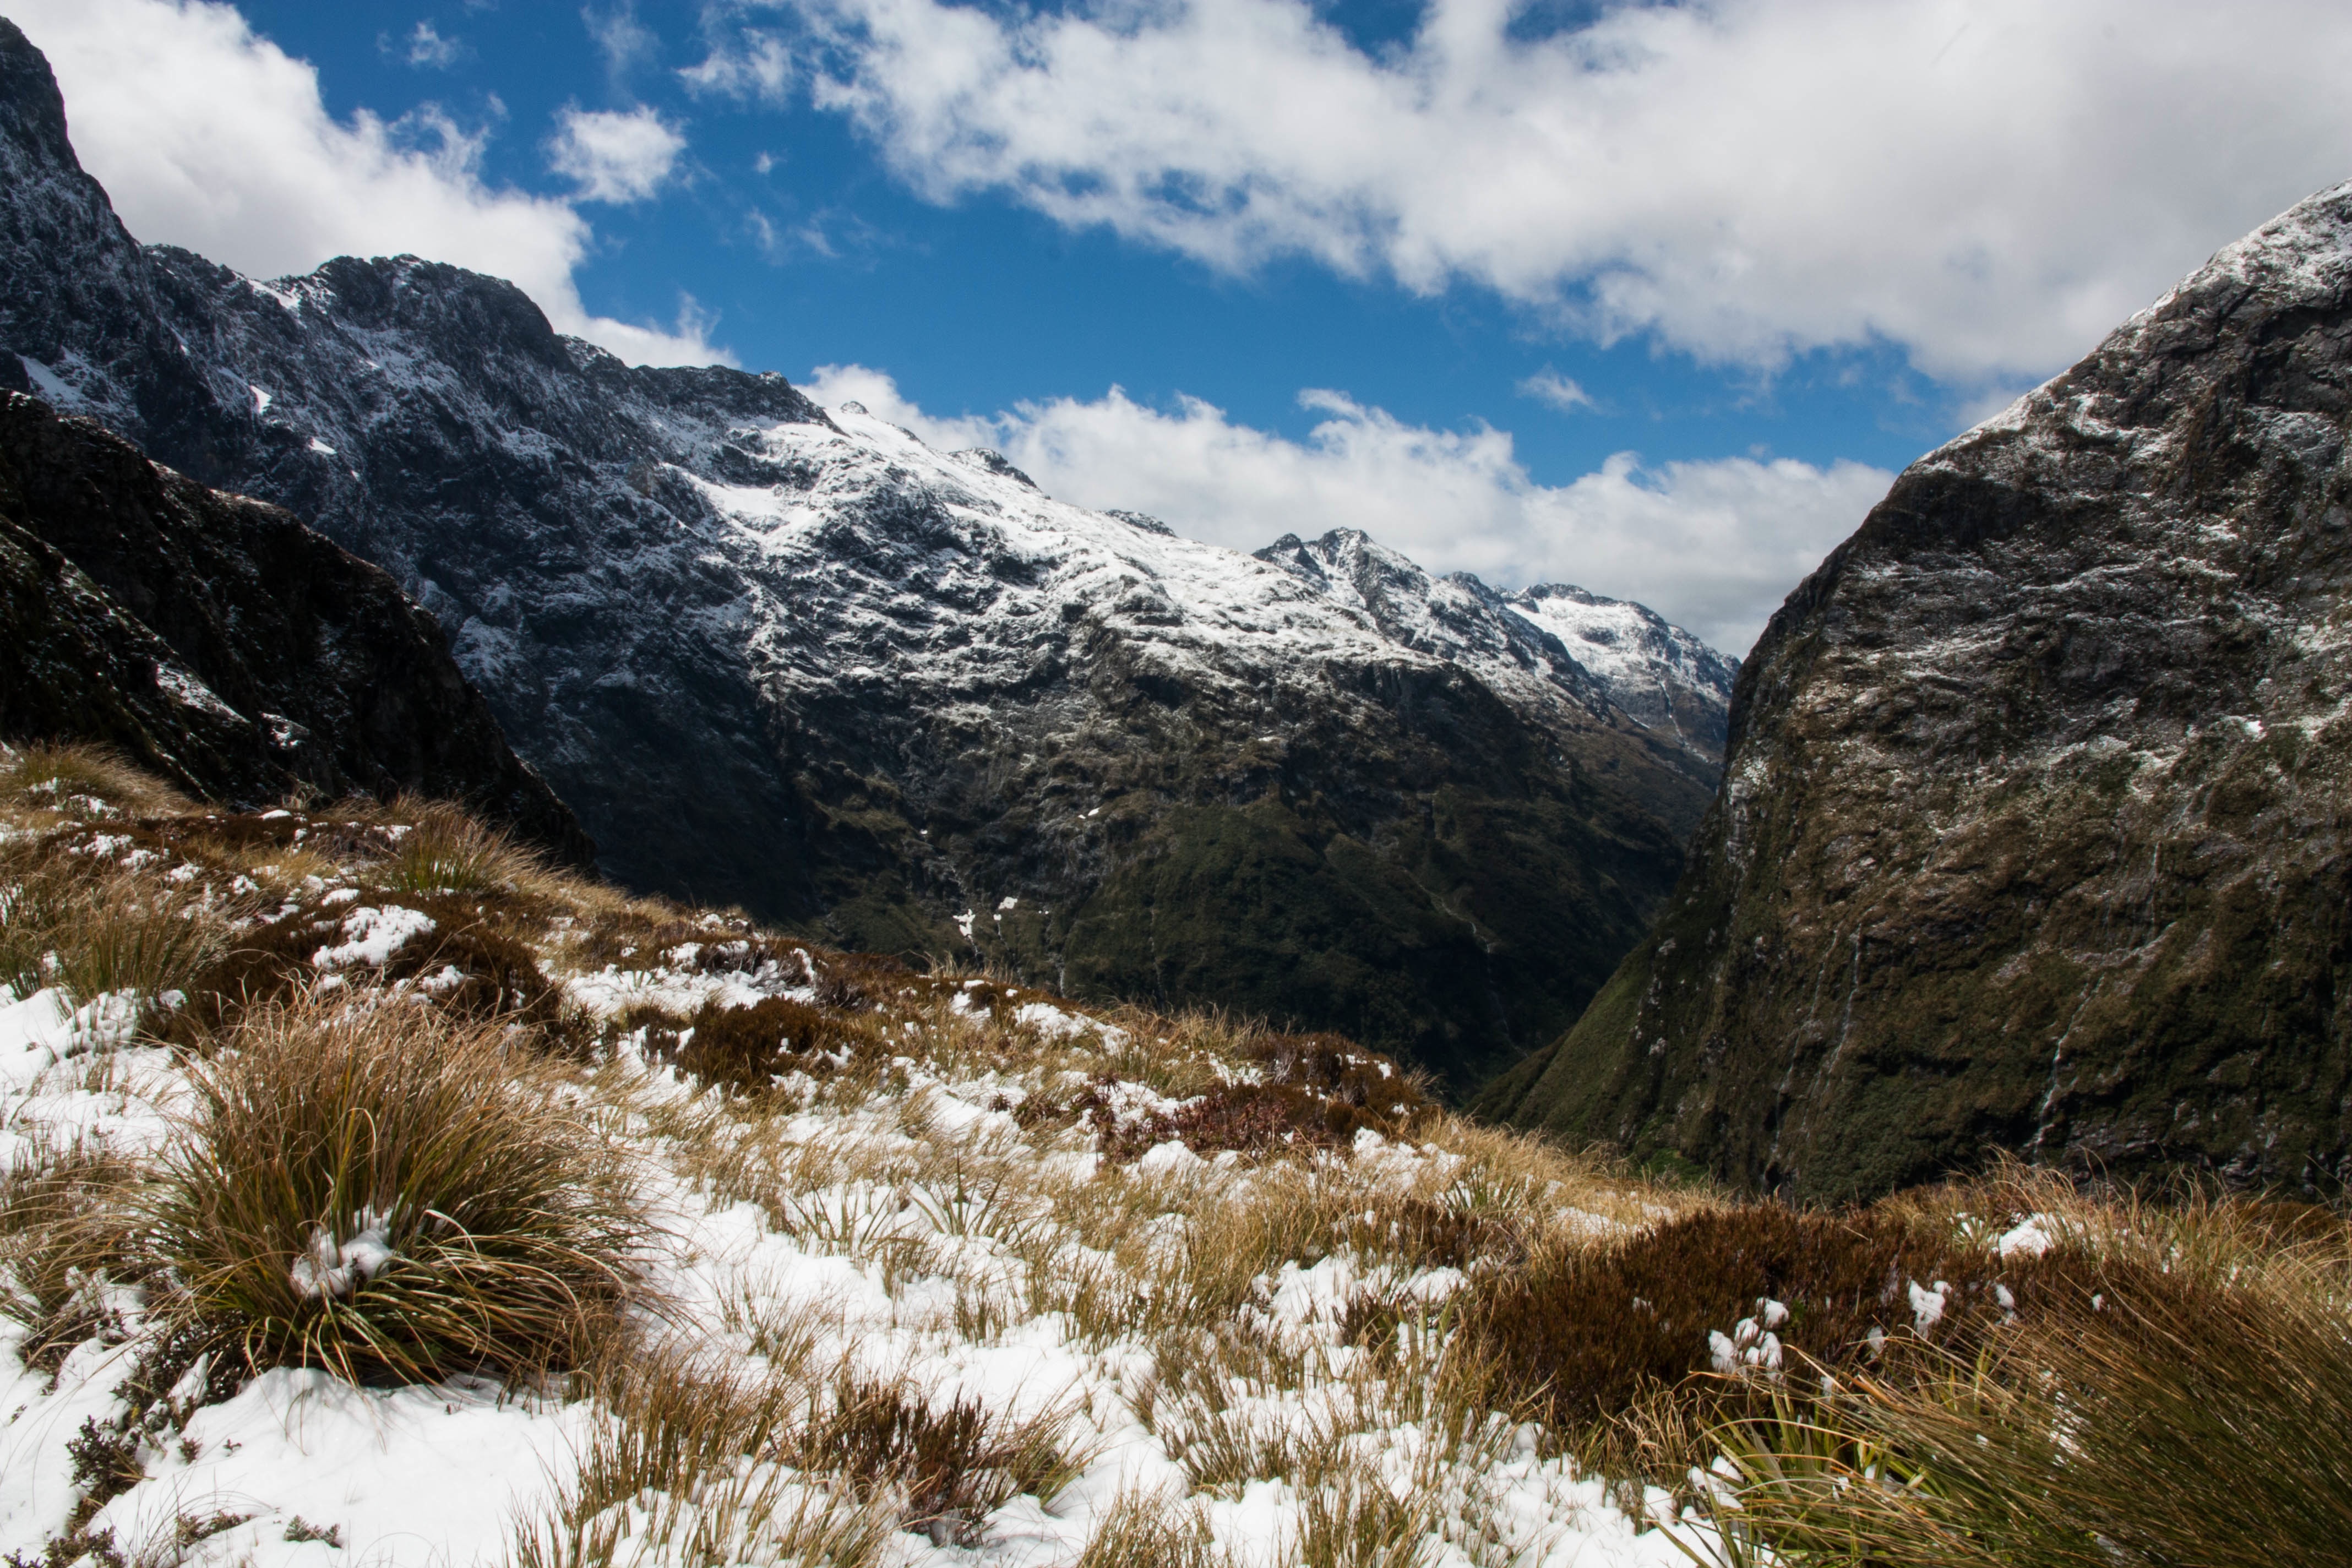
left=1482, top=181, right=2352, bottom=1196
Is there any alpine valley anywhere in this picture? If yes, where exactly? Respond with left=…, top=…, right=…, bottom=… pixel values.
left=0, top=20, right=1735, bottom=1091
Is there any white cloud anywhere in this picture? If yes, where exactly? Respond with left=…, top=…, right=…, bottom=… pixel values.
left=802, top=365, right=1890, bottom=652
left=397, top=20, right=463, bottom=69
left=753, top=0, right=2352, bottom=386
left=547, top=105, right=686, bottom=203
left=585, top=1, right=661, bottom=74
left=680, top=28, right=794, bottom=100
left=1517, top=370, right=1594, bottom=414
left=12, top=0, right=727, bottom=366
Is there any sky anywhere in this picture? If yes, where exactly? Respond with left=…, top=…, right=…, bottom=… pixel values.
left=11, top=0, right=2352, bottom=652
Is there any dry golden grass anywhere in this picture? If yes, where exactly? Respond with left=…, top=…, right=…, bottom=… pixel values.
left=0, top=741, right=198, bottom=820
left=0, top=1131, right=145, bottom=1378
left=0, top=838, right=236, bottom=1005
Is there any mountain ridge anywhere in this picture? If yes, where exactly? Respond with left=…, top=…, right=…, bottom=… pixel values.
left=0, top=16, right=1732, bottom=1088
left=0, top=390, right=591, bottom=856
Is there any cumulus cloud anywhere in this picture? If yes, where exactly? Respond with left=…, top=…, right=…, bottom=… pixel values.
left=743, top=0, right=2352, bottom=386
left=1517, top=371, right=1594, bottom=414
left=585, top=1, right=661, bottom=74
left=547, top=105, right=686, bottom=203
left=13, top=0, right=728, bottom=366
left=802, top=365, right=1890, bottom=652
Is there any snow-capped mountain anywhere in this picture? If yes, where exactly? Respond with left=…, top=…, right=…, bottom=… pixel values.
left=0, top=20, right=1729, bottom=1087
left=1254, top=530, right=1736, bottom=762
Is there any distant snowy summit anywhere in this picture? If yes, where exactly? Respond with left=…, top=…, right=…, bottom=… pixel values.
left=1254, top=529, right=1736, bottom=763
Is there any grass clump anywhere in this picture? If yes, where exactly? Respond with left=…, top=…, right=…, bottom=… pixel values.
left=147, top=998, right=644, bottom=1384
left=650, top=994, right=885, bottom=1095
left=0, top=742, right=194, bottom=819
left=518, top=1347, right=894, bottom=1568
left=0, top=841, right=230, bottom=1004
left=1700, top=1194, right=2352, bottom=1568
left=1462, top=1202, right=2037, bottom=1483
left=0, top=1135, right=143, bottom=1378
left=373, top=799, right=542, bottom=897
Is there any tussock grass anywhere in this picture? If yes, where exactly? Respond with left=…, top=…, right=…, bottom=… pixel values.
left=0, top=742, right=195, bottom=819
left=1698, top=1186, right=2352, bottom=1568
left=0, top=1133, right=144, bottom=1376
left=147, top=998, right=645, bottom=1383
left=371, top=798, right=547, bottom=897
left=1072, top=1489, right=1230, bottom=1568
left=519, top=1345, right=895, bottom=1568
left=525, top=1343, right=1085, bottom=1563
left=0, top=840, right=232, bottom=1004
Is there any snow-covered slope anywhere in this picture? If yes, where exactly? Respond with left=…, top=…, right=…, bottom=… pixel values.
left=0, top=19, right=1730, bottom=1088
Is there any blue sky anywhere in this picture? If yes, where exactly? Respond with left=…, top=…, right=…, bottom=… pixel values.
left=16, top=1, right=2352, bottom=650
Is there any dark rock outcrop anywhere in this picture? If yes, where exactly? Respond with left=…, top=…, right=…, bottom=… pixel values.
left=0, top=391, right=590, bottom=862
left=1481, top=182, right=2352, bottom=1196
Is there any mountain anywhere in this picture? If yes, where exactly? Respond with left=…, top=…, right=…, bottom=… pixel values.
left=1480, top=181, right=2352, bottom=1195
left=0, top=18, right=1730, bottom=1089
left=1254, top=530, right=1738, bottom=762
left=0, top=390, right=590, bottom=860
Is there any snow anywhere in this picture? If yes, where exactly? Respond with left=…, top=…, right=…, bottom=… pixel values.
left=81, top=1370, right=593, bottom=1568
left=1908, top=1279, right=1952, bottom=1332
left=17, top=355, right=82, bottom=407
left=154, top=662, right=244, bottom=720
left=1013, top=1001, right=1127, bottom=1047
left=310, top=906, right=438, bottom=970
left=1996, top=1216, right=2056, bottom=1258
left=288, top=1210, right=399, bottom=1300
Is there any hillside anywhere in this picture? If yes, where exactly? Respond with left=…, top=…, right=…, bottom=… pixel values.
left=3, top=744, right=2346, bottom=1568
left=1481, top=178, right=2352, bottom=1200
left=0, top=17, right=1728, bottom=1090
left=0, top=390, right=587, bottom=861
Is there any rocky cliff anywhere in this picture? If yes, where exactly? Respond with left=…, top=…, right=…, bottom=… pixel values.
left=0, top=18, right=1729, bottom=1088
left=1482, top=182, right=2352, bottom=1195
left=0, top=391, right=590, bottom=861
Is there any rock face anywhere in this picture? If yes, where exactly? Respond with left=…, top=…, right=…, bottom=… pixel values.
left=0, top=19, right=1731, bottom=1088
left=1481, top=182, right=2352, bottom=1196
left=0, top=391, right=590, bottom=861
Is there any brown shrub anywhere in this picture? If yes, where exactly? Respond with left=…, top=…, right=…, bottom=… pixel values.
left=1245, top=1031, right=1428, bottom=1120
left=651, top=995, right=885, bottom=1095
left=1055, top=1030, right=1427, bottom=1161
left=384, top=901, right=575, bottom=1038
left=164, top=893, right=576, bottom=1049
left=810, top=950, right=924, bottom=1011
left=1462, top=1204, right=2048, bottom=1461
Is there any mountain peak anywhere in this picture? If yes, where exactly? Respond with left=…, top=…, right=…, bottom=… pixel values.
left=1256, top=526, right=1736, bottom=762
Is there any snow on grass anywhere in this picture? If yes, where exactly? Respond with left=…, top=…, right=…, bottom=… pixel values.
left=0, top=762, right=1753, bottom=1568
